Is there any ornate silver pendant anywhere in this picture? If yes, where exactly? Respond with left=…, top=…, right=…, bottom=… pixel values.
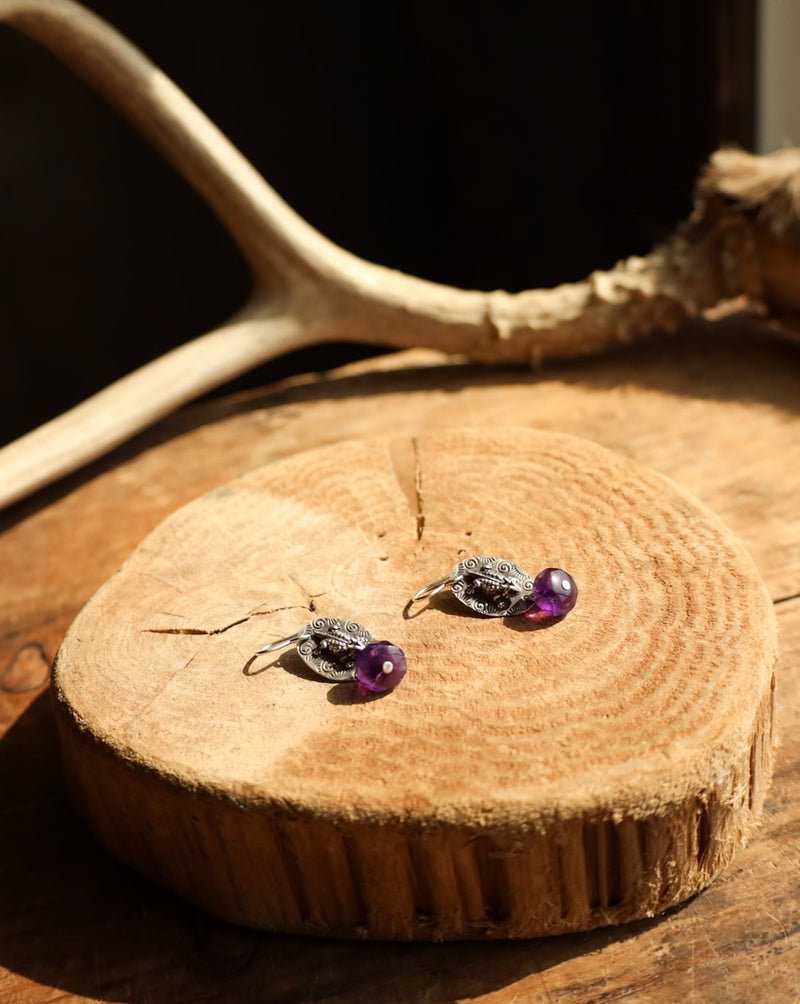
left=259, top=617, right=374, bottom=680
left=414, top=555, right=536, bottom=617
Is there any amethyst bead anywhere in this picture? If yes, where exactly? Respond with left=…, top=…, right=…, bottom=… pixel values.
left=529, top=567, right=577, bottom=617
left=354, top=641, right=407, bottom=692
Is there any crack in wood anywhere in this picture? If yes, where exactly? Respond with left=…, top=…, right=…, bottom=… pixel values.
left=774, top=591, right=800, bottom=605
left=285, top=574, right=317, bottom=614
left=413, top=437, right=425, bottom=541
left=387, top=437, right=424, bottom=540
left=249, top=602, right=320, bottom=618
left=143, top=617, right=250, bottom=638
left=696, top=802, right=712, bottom=872
left=127, top=653, right=197, bottom=724
left=143, top=602, right=316, bottom=638
left=582, top=819, right=626, bottom=912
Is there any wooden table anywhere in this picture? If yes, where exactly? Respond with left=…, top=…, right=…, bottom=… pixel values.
left=2, top=328, right=799, bottom=1002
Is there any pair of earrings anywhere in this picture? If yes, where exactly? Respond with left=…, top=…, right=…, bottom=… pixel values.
left=257, top=556, right=577, bottom=695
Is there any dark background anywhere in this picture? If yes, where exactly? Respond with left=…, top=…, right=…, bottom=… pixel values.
left=0, top=1, right=755, bottom=445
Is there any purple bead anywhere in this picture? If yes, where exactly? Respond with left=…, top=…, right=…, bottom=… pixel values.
left=354, top=641, right=407, bottom=692
left=529, top=567, right=577, bottom=617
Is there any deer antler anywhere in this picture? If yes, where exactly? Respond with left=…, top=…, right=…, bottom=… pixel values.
left=1, top=0, right=799, bottom=512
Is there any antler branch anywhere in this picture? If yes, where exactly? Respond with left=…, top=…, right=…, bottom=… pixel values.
left=2, top=0, right=800, bottom=511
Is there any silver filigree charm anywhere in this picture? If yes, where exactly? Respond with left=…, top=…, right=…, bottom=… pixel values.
left=258, top=617, right=408, bottom=692
left=413, top=555, right=536, bottom=617
left=258, top=617, right=373, bottom=681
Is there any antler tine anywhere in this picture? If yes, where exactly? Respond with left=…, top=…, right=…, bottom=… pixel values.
left=2, top=1, right=800, bottom=511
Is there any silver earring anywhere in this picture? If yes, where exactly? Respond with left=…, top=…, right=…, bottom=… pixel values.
left=414, top=556, right=577, bottom=618
left=258, top=617, right=407, bottom=692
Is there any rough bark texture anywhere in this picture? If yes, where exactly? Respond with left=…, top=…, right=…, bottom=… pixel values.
left=51, top=428, right=777, bottom=939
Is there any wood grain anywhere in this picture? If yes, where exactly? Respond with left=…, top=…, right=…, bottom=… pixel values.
left=51, top=429, right=777, bottom=939
left=2, top=328, right=800, bottom=998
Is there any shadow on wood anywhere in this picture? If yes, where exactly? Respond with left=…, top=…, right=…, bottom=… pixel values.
left=0, top=698, right=682, bottom=1003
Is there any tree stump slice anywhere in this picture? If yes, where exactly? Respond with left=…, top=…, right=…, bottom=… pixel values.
left=51, top=428, right=778, bottom=941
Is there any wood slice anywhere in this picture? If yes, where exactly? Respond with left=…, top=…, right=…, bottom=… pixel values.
left=51, top=428, right=778, bottom=940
